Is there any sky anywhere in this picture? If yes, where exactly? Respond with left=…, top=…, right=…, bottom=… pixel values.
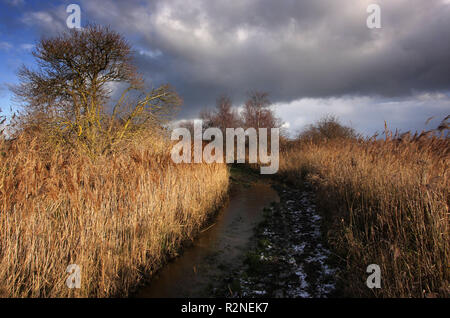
left=0, top=0, right=449, bottom=136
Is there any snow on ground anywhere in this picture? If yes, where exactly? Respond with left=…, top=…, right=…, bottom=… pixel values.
left=217, top=183, right=338, bottom=298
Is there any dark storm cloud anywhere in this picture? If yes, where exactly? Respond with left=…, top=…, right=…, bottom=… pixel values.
left=20, top=0, right=450, bottom=119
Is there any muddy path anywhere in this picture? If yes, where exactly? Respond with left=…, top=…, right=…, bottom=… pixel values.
left=213, top=182, right=338, bottom=298
left=136, top=168, right=338, bottom=298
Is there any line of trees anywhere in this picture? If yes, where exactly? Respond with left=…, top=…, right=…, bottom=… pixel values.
left=180, top=91, right=282, bottom=135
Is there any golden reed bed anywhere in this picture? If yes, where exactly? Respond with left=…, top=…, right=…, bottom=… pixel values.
left=0, top=133, right=229, bottom=297
left=280, top=134, right=449, bottom=297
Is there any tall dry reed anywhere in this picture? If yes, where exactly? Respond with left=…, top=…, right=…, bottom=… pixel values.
left=280, top=134, right=449, bottom=297
left=0, top=132, right=229, bottom=297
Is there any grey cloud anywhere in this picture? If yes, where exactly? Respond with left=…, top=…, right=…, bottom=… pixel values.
left=21, top=0, right=450, bottom=123
left=20, top=8, right=67, bottom=35
left=275, top=93, right=450, bottom=137
left=5, top=0, right=25, bottom=6
left=0, top=41, right=12, bottom=50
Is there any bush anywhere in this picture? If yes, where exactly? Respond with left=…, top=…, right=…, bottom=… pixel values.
left=298, top=115, right=359, bottom=143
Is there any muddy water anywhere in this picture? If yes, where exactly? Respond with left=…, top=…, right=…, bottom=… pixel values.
left=136, top=182, right=279, bottom=298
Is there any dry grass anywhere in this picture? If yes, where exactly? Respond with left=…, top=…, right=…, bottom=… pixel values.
left=280, top=134, right=449, bottom=297
left=0, top=131, right=229, bottom=297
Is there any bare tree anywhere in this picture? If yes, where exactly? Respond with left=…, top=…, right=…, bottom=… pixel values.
left=199, top=108, right=214, bottom=129
left=215, top=95, right=242, bottom=131
left=12, top=25, right=181, bottom=155
left=200, top=94, right=242, bottom=133
left=242, top=91, right=280, bottom=129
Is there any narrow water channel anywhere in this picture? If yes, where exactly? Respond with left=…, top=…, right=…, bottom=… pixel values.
left=136, top=182, right=279, bottom=298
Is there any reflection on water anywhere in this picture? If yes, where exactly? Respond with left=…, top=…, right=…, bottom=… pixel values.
left=136, top=182, right=279, bottom=298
